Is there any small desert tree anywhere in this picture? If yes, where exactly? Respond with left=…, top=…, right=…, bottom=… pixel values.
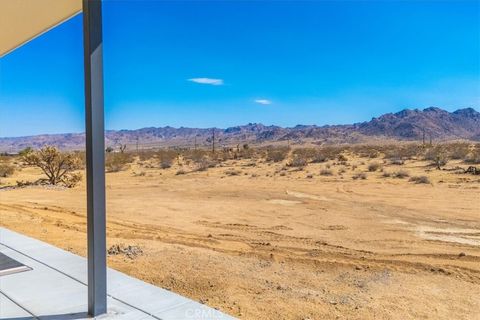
left=425, top=146, right=448, bottom=169
left=22, top=146, right=82, bottom=187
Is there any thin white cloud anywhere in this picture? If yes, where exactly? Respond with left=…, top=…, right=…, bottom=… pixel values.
left=254, top=99, right=272, bottom=105
left=187, top=78, right=224, bottom=86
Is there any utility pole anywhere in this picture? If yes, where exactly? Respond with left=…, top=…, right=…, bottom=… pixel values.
left=194, top=136, right=197, bottom=151
left=136, top=136, right=139, bottom=153
left=212, top=128, right=215, bottom=154
left=422, top=128, right=425, bottom=146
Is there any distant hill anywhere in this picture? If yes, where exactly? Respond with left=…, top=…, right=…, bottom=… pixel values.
left=0, top=107, right=478, bottom=152
left=355, top=107, right=480, bottom=140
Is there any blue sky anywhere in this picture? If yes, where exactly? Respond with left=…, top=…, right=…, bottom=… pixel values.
left=0, top=0, right=479, bottom=137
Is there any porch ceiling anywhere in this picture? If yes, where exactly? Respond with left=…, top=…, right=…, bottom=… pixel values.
left=0, top=0, right=82, bottom=58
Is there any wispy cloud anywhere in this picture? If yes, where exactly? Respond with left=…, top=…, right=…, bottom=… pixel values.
left=254, top=99, right=272, bottom=105
left=187, top=78, right=224, bottom=86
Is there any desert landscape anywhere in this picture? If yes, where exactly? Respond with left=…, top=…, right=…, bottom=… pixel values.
left=1, top=0, right=478, bottom=317
left=1, top=140, right=479, bottom=320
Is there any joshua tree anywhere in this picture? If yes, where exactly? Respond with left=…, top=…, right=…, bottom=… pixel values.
left=22, top=146, right=82, bottom=187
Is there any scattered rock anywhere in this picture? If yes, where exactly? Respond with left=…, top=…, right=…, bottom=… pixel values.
left=107, top=244, right=143, bottom=259
left=465, top=166, right=479, bottom=175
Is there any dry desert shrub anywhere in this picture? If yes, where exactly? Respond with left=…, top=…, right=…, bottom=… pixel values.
left=183, top=149, right=209, bottom=163
left=320, top=168, right=333, bottom=176
left=288, top=154, right=308, bottom=168
left=292, top=147, right=330, bottom=163
left=105, top=152, right=133, bottom=172
left=318, top=146, right=347, bottom=162
left=367, top=161, right=382, bottom=172
left=226, top=144, right=257, bottom=160
left=311, top=150, right=328, bottom=163
left=176, top=169, right=186, bottom=175
left=291, top=146, right=347, bottom=164
left=390, top=158, right=405, bottom=165
left=62, top=172, right=83, bottom=188
left=409, top=175, right=431, bottom=184
left=292, top=147, right=315, bottom=159
left=16, top=180, right=37, bottom=187
left=337, top=154, right=348, bottom=162
left=72, top=151, right=86, bottom=168
left=352, top=172, right=367, bottom=180
left=393, top=170, right=410, bottom=179
left=237, top=145, right=257, bottom=159
left=351, top=145, right=380, bottom=158
left=21, top=146, right=83, bottom=187
left=265, top=146, right=290, bottom=162
left=137, top=150, right=157, bottom=162
left=194, top=157, right=217, bottom=172
left=0, top=163, right=15, bottom=177
left=133, top=171, right=146, bottom=177
left=425, top=146, right=449, bottom=169
left=383, top=143, right=422, bottom=161
left=157, top=149, right=178, bottom=169
left=447, top=142, right=470, bottom=160
left=225, top=169, right=242, bottom=176
left=465, top=145, right=480, bottom=164
left=216, top=148, right=234, bottom=162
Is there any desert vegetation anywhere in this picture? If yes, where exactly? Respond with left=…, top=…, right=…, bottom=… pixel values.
left=20, top=146, right=82, bottom=187
left=105, top=152, right=134, bottom=172
left=0, top=162, right=15, bottom=177
left=0, top=140, right=479, bottom=319
left=113, top=141, right=480, bottom=178
left=5, top=141, right=479, bottom=188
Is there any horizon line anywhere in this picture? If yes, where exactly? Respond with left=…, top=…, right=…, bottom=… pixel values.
left=0, top=106, right=478, bottom=139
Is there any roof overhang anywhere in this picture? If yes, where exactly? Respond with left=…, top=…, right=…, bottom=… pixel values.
left=0, top=0, right=82, bottom=58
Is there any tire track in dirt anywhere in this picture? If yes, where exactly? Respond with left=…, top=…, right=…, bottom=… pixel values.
left=2, top=202, right=480, bottom=286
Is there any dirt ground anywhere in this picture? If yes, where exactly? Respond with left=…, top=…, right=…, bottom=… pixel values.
left=1, top=154, right=479, bottom=319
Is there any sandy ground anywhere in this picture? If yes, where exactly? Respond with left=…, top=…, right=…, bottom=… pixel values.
left=1, top=156, right=479, bottom=319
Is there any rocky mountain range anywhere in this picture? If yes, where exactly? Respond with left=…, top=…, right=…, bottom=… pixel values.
left=1, top=107, right=478, bottom=152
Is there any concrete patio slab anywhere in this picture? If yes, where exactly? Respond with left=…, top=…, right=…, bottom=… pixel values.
left=0, top=227, right=235, bottom=320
